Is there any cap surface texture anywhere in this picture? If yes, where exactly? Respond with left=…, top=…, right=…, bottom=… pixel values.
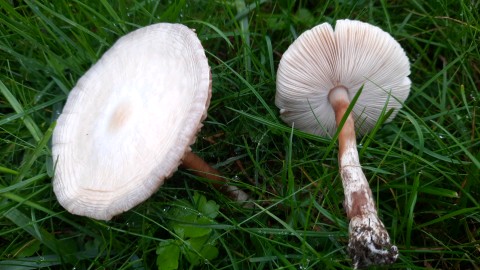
left=52, top=23, right=211, bottom=220
left=275, top=19, right=411, bottom=137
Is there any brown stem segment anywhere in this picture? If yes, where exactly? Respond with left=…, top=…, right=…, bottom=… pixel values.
left=328, top=86, right=398, bottom=269
left=181, top=151, right=249, bottom=202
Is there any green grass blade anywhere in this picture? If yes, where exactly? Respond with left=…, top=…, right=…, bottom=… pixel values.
left=0, top=80, right=43, bottom=142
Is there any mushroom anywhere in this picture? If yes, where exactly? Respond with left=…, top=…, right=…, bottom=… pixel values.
left=52, top=23, right=248, bottom=221
left=275, top=19, right=411, bottom=268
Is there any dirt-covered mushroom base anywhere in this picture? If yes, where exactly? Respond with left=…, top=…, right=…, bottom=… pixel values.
left=348, top=213, right=399, bottom=269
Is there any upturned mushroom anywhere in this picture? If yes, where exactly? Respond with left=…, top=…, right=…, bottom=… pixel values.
left=275, top=19, right=411, bottom=268
left=52, top=23, right=247, bottom=221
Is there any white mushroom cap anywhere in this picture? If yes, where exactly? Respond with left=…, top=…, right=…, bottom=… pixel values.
left=275, top=19, right=411, bottom=137
left=52, top=23, right=211, bottom=220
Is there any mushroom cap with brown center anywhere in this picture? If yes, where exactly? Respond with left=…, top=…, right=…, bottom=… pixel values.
left=275, top=19, right=411, bottom=137
left=52, top=23, right=211, bottom=220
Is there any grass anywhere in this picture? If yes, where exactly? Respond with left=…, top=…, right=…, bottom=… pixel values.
left=0, top=0, right=479, bottom=269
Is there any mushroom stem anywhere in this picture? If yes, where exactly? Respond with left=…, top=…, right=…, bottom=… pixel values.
left=181, top=152, right=249, bottom=202
left=328, top=86, right=398, bottom=269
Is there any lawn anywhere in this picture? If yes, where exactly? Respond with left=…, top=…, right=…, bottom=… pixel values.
left=1, top=0, right=479, bottom=269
